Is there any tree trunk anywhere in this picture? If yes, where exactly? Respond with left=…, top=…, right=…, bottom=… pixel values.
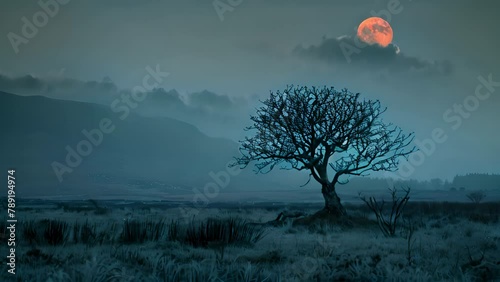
left=321, top=182, right=346, bottom=217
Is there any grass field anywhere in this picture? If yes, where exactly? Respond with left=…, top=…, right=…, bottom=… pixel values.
left=1, top=199, right=499, bottom=281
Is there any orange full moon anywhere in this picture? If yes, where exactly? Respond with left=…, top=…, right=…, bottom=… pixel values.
left=357, top=17, right=393, bottom=47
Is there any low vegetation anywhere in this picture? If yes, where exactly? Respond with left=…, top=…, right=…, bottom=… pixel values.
left=185, top=217, right=266, bottom=247
left=2, top=200, right=499, bottom=281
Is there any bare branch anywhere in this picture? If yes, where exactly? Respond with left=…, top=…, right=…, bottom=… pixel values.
left=232, top=85, right=415, bottom=189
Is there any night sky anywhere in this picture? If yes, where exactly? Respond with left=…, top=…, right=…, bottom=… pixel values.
left=1, top=0, right=499, bottom=181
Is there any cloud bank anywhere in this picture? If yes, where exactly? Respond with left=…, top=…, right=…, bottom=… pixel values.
left=0, top=73, right=248, bottom=112
left=294, top=35, right=453, bottom=75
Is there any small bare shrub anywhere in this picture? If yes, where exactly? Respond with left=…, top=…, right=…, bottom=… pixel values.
left=466, top=191, right=486, bottom=204
left=360, top=187, right=410, bottom=237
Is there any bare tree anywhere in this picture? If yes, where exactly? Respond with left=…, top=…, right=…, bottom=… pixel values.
left=466, top=191, right=486, bottom=204
left=233, top=86, right=415, bottom=217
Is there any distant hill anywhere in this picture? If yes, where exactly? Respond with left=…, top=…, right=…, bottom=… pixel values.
left=450, top=173, right=500, bottom=191
left=0, top=91, right=250, bottom=198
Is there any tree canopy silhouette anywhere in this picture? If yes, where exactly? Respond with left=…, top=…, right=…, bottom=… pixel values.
left=233, top=85, right=415, bottom=217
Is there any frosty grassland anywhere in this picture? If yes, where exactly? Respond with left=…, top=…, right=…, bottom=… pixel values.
left=1, top=199, right=499, bottom=281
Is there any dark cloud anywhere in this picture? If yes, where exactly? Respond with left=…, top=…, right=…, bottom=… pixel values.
left=293, top=35, right=453, bottom=75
